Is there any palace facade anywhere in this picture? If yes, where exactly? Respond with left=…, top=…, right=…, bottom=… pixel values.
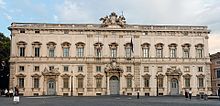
left=210, top=52, right=220, bottom=95
left=8, top=12, right=212, bottom=96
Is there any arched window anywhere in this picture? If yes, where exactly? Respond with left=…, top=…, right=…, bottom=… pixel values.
left=76, top=42, right=85, bottom=57
left=195, top=44, right=204, bottom=58
left=155, top=43, right=164, bottom=58
left=182, top=43, right=191, bottom=58
left=17, top=41, right=27, bottom=57
left=109, top=43, right=118, bottom=58
left=32, top=41, right=42, bottom=57
left=94, top=42, right=103, bottom=58
left=168, top=43, right=177, bottom=58
left=141, top=43, right=150, bottom=58
left=62, top=42, right=71, bottom=57
left=47, top=42, right=56, bottom=57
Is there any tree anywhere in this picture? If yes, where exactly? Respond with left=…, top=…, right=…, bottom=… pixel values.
left=0, top=32, right=10, bottom=89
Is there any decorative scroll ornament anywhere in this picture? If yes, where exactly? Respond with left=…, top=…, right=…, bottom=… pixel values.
left=99, top=12, right=126, bottom=28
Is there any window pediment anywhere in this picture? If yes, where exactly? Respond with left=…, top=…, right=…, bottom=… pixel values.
left=142, top=74, right=151, bottom=78
left=32, top=41, right=42, bottom=46
left=16, top=73, right=26, bottom=77
left=196, top=74, right=205, bottom=78
left=61, top=42, right=71, bottom=47
left=47, top=42, right=57, bottom=46
left=156, top=74, right=164, bottom=78
left=75, top=42, right=85, bottom=47
left=124, top=74, right=133, bottom=78
left=94, top=74, right=103, bottom=78
left=76, top=74, right=85, bottom=78
left=31, top=73, right=41, bottom=77
left=141, top=43, right=150, bottom=48
left=182, top=74, right=192, bottom=78
left=61, top=73, right=71, bottom=78
left=17, top=41, right=27, bottom=46
left=109, top=42, right=118, bottom=48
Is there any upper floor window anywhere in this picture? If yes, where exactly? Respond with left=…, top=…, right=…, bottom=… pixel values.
left=184, top=66, right=190, bottom=72
left=195, top=44, right=204, bottom=58
left=35, top=30, right=40, bottom=33
left=155, top=43, right=164, bottom=58
left=144, top=66, right=149, bottom=72
left=49, top=66, right=54, bottom=71
left=182, top=44, right=190, bottom=58
left=19, top=66, right=24, bottom=72
left=76, top=42, right=85, bottom=57
left=198, top=67, right=203, bottom=72
left=141, top=43, right=150, bottom=58
left=157, top=66, right=162, bottom=72
left=126, top=66, right=131, bottom=72
left=124, top=43, right=132, bottom=58
left=94, top=42, right=103, bottom=58
left=63, top=66, right=69, bottom=72
left=96, top=66, right=101, bottom=72
left=109, top=43, right=118, bottom=58
left=32, top=41, right=42, bottom=57
left=168, top=43, right=177, bottom=58
left=216, top=69, right=220, bottom=78
left=17, top=41, right=27, bottom=57
left=20, top=30, right=25, bottom=33
left=34, top=66, right=40, bottom=72
left=62, top=42, right=71, bottom=57
left=78, top=66, right=83, bottom=72
left=47, top=42, right=56, bottom=57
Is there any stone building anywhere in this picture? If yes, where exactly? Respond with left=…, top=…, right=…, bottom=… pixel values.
left=210, top=52, right=220, bottom=95
left=8, top=12, right=212, bottom=96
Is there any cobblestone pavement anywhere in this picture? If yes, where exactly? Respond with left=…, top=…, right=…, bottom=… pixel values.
left=0, top=96, right=219, bottom=106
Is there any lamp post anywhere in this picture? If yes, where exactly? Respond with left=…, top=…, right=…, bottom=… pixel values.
left=71, top=71, right=73, bottom=96
left=156, top=76, right=159, bottom=96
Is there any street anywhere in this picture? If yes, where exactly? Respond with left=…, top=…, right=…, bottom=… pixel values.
left=0, top=96, right=219, bottom=106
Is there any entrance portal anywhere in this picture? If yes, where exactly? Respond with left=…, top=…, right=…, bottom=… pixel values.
left=47, top=79, right=56, bottom=95
left=170, top=78, right=179, bottom=95
left=109, top=76, right=120, bottom=95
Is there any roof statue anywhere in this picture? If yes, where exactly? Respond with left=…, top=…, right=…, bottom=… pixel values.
left=99, top=12, right=126, bottom=28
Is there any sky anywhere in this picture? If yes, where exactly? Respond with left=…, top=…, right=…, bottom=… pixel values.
left=0, top=0, right=220, bottom=54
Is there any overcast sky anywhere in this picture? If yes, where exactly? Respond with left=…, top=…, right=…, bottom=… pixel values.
left=0, top=0, right=219, bottom=54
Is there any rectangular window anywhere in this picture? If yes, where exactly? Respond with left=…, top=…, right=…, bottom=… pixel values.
left=185, top=78, right=190, bottom=88
left=96, top=66, right=101, bottom=72
left=111, top=49, right=117, bottom=58
left=183, top=50, right=189, bottom=58
left=63, top=78, right=69, bottom=88
left=126, top=66, right=131, bottom=72
left=63, top=66, right=69, bottom=72
left=49, top=48, right=55, bottom=57
left=96, top=48, right=101, bottom=57
left=198, top=67, right=203, bottom=72
left=96, top=78, right=102, bottom=88
left=77, top=48, right=84, bottom=57
left=143, top=48, right=149, bottom=58
left=216, top=69, right=220, bottom=78
left=34, top=66, right=39, bottom=72
left=35, top=30, right=40, bottom=33
left=33, top=78, right=39, bottom=88
left=156, top=49, right=163, bottom=58
left=19, top=47, right=25, bottom=57
left=144, top=66, right=149, bottom=72
left=64, top=30, right=69, bottom=34
left=184, top=66, right=190, bottom=72
left=125, top=48, right=131, bottom=58
left=198, top=78, right=204, bottom=88
left=49, top=66, right=54, bottom=71
left=144, top=78, right=150, bottom=88
left=78, top=78, right=83, bottom=88
left=35, top=47, right=40, bottom=57
left=158, top=78, right=163, bottom=88
left=127, top=78, right=132, bottom=88
left=19, top=66, right=24, bottom=72
left=78, top=66, right=83, bottom=72
left=20, top=30, right=25, bottom=33
left=18, top=78, right=24, bottom=88
left=196, top=49, right=203, bottom=58
left=157, top=67, right=162, bottom=72
left=63, top=48, right=69, bottom=57
left=170, top=49, right=176, bottom=58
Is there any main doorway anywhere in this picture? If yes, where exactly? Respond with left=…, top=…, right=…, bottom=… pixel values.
left=109, top=76, right=120, bottom=95
left=170, top=78, right=179, bottom=95
left=47, top=79, right=56, bottom=95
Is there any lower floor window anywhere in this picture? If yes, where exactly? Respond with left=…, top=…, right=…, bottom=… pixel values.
left=18, top=78, right=24, bottom=88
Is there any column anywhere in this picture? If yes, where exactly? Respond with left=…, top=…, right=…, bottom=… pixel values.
left=86, top=64, right=93, bottom=95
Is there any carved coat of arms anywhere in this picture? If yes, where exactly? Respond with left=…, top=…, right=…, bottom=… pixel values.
left=99, top=12, right=126, bottom=28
